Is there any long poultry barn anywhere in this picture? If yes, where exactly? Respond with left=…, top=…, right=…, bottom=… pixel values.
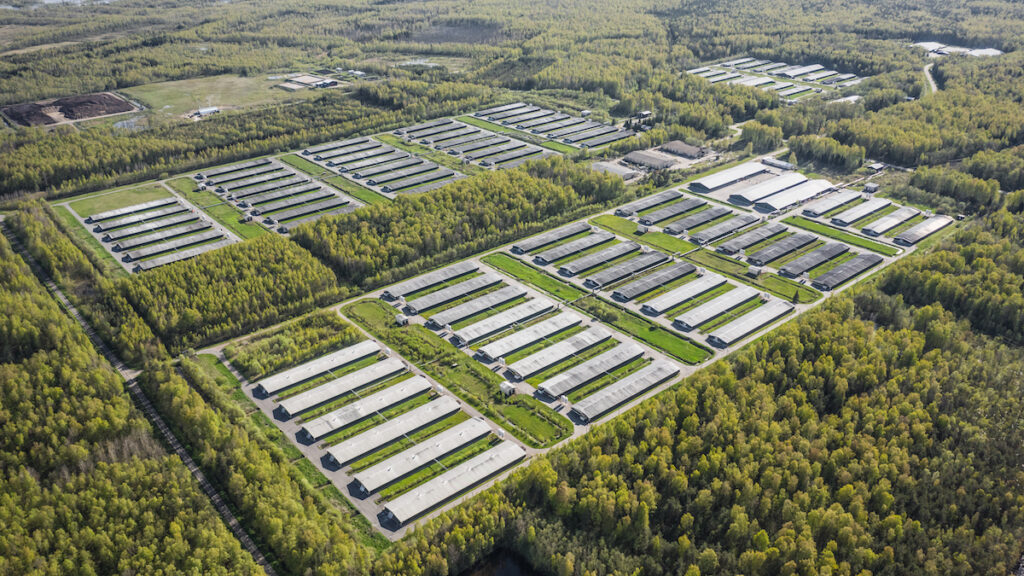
left=426, top=286, right=527, bottom=330
left=537, top=342, right=645, bottom=398
left=299, top=377, right=433, bottom=442
left=452, top=299, right=555, bottom=346
left=475, top=312, right=585, bottom=363
left=612, top=262, right=696, bottom=301
left=274, top=358, right=407, bottom=420
left=569, top=361, right=680, bottom=423
left=505, top=326, right=612, bottom=381
left=254, top=341, right=382, bottom=397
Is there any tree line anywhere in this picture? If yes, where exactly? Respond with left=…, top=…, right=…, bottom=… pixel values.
left=0, top=232, right=260, bottom=574
left=292, top=156, right=626, bottom=289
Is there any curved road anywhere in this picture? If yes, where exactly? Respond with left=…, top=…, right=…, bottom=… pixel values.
left=924, top=63, right=938, bottom=93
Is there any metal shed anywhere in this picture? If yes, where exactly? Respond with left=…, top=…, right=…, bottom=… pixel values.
left=569, top=361, right=680, bottom=423
left=612, top=262, right=696, bottom=301
left=706, top=299, right=794, bottom=347
left=255, top=340, right=381, bottom=397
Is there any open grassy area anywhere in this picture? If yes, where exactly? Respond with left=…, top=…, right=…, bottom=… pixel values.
left=167, top=177, right=266, bottom=239
left=51, top=205, right=128, bottom=278
left=573, top=296, right=711, bottom=364
left=67, top=183, right=171, bottom=218
left=375, top=133, right=485, bottom=175
left=279, top=153, right=330, bottom=177
left=325, top=175, right=391, bottom=206
left=685, top=249, right=821, bottom=304
left=540, top=140, right=577, bottom=154
left=591, top=214, right=699, bottom=255
left=342, top=299, right=571, bottom=448
left=482, top=252, right=587, bottom=302
left=783, top=215, right=901, bottom=256
left=123, top=73, right=320, bottom=118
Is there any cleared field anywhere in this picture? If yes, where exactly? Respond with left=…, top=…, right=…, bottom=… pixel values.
left=784, top=216, right=900, bottom=256
left=482, top=252, right=587, bottom=301
left=279, top=154, right=330, bottom=176
left=591, top=214, right=699, bottom=254
left=325, top=176, right=390, bottom=205
left=166, top=177, right=265, bottom=239
left=573, top=296, right=711, bottom=364
left=123, top=74, right=320, bottom=117
left=67, top=183, right=170, bottom=217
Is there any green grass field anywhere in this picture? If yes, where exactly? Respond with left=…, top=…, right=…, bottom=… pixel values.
left=123, top=74, right=320, bottom=118
left=591, top=214, right=699, bottom=255
left=783, top=216, right=901, bottom=256
left=67, top=183, right=171, bottom=217
left=539, top=140, right=577, bottom=154
left=167, top=177, right=266, bottom=239
left=685, top=249, right=821, bottom=303
left=574, top=296, right=711, bottom=364
left=51, top=205, right=128, bottom=277
left=482, top=252, right=587, bottom=301
left=324, top=176, right=390, bottom=206
left=279, top=154, right=331, bottom=177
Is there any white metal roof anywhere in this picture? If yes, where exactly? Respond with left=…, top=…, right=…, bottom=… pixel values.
left=641, top=273, right=727, bottom=316
left=831, top=198, right=892, bottom=226
left=559, top=242, right=639, bottom=276
left=381, top=261, right=479, bottom=300
left=384, top=442, right=526, bottom=524
left=729, top=173, right=807, bottom=205
left=613, top=262, right=696, bottom=301
left=707, top=299, right=794, bottom=347
left=674, top=286, right=760, bottom=331
left=427, top=286, right=527, bottom=329
left=534, top=232, right=614, bottom=264
left=895, top=215, right=953, bottom=245
left=477, top=312, right=584, bottom=362
left=801, top=189, right=861, bottom=217
left=538, top=342, right=645, bottom=398
left=453, top=299, right=555, bottom=345
left=87, top=197, right=178, bottom=222
left=276, top=357, right=406, bottom=418
left=717, top=223, right=786, bottom=254
left=255, top=340, right=381, bottom=397
left=691, top=214, right=759, bottom=245
left=638, top=197, right=706, bottom=225
left=405, top=274, right=502, bottom=315
left=584, top=251, right=671, bottom=288
left=689, top=162, right=768, bottom=192
left=862, top=207, right=920, bottom=236
left=353, top=418, right=491, bottom=494
left=778, top=243, right=848, bottom=277
left=570, top=361, right=680, bottom=422
left=754, top=179, right=834, bottom=213
left=300, top=377, right=431, bottom=440
left=747, top=233, right=817, bottom=266
left=615, top=190, right=683, bottom=217
left=325, top=395, right=461, bottom=467
left=507, top=326, right=612, bottom=380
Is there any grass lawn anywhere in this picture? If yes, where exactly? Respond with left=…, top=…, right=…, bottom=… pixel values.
left=685, top=249, right=821, bottom=304
left=168, top=177, right=266, bottom=239
left=51, top=205, right=127, bottom=278
left=123, top=74, right=319, bottom=118
left=458, top=115, right=523, bottom=136
left=482, top=252, right=587, bottom=302
left=342, top=299, right=571, bottom=448
left=591, top=214, right=698, bottom=255
left=574, top=296, right=711, bottom=364
left=325, top=176, right=391, bottom=205
left=375, top=133, right=485, bottom=175
left=540, top=140, right=577, bottom=154
left=783, top=216, right=900, bottom=256
left=67, top=183, right=170, bottom=218
left=279, top=154, right=331, bottom=177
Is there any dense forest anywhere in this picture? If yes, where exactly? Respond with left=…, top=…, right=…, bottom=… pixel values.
left=5, top=0, right=1024, bottom=573
left=0, top=233, right=260, bottom=574
left=293, top=157, right=625, bottom=288
left=374, top=292, right=1024, bottom=576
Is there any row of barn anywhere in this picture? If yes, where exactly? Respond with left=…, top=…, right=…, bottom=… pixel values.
left=393, top=118, right=552, bottom=170
left=86, top=197, right=232, bottom=272
left=195, top=158, right=359, bottom=233
left=474, top=102, right=634, bottom=148
left=252, top=338, right=526, bottom=527
left=303, top=136, right=462, bottom=195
